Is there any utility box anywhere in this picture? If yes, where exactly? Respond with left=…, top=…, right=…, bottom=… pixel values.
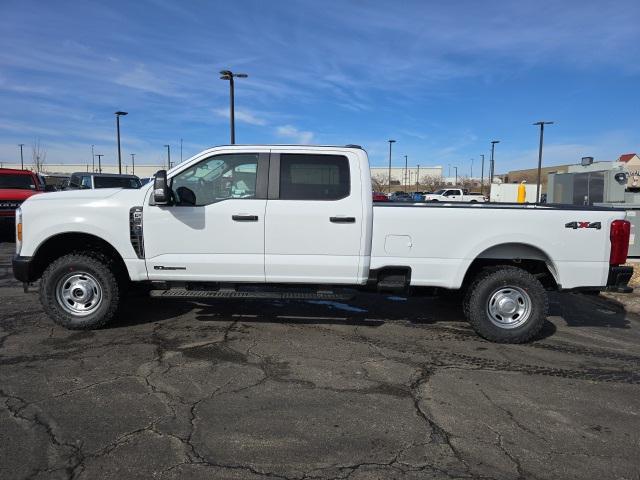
left=547, top=169, right=626, bottom=205
left=490, top=183, right=538, bottom=203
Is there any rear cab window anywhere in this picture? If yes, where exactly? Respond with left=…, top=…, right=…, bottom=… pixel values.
left=279, top=154, right=350, bottom=200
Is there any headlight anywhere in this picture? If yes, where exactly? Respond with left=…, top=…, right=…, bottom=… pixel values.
left=15, top=207, right=22, bottom=255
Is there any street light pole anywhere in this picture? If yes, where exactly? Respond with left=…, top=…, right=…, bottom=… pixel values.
left=387, top=139, right=396, bottom=193
left=470, top=158, right=474, bottom=178
left=404, top=155, right=408, bottom=191
left=533, top=121, right=554, bottom=203
left=480, top=154, right=485, bottom=194
left=164, top=145, right=171, bottom=169
left=96, top=154, right=104, bottom=173
left=490, top=140, right=500, bottom=185
left=454, top=166, right=458, bottom=186
left=91, top=144, right=95, bottom=172
left=220, top=70, right=248, bottom=144
left=18, top=144, right=24, bottom=169
left=115, top=111, right=128, bottom=174
left=130, top=153, right=136, bottom=175
left=416, top=164, right=420, bottom=189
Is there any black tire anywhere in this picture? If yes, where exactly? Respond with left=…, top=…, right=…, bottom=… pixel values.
left=40, top=252, right=121, bottom=330
left=465, top=266, right=548, bottom=343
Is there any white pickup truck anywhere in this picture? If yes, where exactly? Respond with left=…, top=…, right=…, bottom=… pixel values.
left=424, top=188, right=487, bottom=202
left=12, top=145, right=632, bottom=343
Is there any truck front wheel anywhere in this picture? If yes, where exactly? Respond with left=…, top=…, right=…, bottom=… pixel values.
left=40, top=253, right=121, bottom=330
left=464, top=266, right=547, bottom=343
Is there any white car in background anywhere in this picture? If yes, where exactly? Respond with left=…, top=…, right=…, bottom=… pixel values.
left=424, top=188, right=487, bottom=202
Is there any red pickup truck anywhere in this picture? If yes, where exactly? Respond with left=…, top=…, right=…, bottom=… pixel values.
left=0, top=168, right=45, bottom=232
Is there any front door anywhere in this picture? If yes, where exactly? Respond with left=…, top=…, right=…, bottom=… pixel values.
left=264, top=151, right=363, bottom=284
left=143, top=152, right=269, bottom=282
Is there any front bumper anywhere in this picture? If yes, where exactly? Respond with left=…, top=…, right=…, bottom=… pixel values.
left=605, top=266, right=634, bottom=293
left=12, top=255, right=34, bottom=283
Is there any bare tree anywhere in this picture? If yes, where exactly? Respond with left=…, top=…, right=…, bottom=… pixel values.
left=421, top=175, right=448, bottom=191
left=32, top=138, right=47, bottom=172
left=371, top=173, right=388, bottom=192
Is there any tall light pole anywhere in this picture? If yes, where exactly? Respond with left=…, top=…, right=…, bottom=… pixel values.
left=220, top=70, right=248, bottom=144
left=416, top=164, right=420, bottom=189
left=454, top=166, right=458, bottom=186
left=404, top=155, right=408, bottom=191
left=533, top=121, right=554, bottom=203
left=480, top=154, right=485, bottom=194
left=18, top=144, right=24, bottom=169
left=490, top=140, right=500, bottom=185
left=387, top=139, right=396, bottom=193
left=470, top=158, right=474, bottom=178
left=130, top=153, right=136, bottom=175
left=115, top=111, right=128, bottom=174
left=448, top=164, right=451, bottom=177
left=96, top=154, right=104, bottom=173
left=164, top=145, right=171, bottom=169
left=91, top=144, right=95, bottom=172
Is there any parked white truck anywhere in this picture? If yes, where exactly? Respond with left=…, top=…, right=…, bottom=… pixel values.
left=424, top=188, right=487, bottom=202
left=13, top=145, right=632, bottom=343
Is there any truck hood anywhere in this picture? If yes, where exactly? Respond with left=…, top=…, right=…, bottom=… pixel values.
left=0, top=188, right=41, bottom=201
left=25, top=188, right=126, bottom=202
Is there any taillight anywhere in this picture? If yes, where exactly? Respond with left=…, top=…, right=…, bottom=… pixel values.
left=610, top=219, right=631, bottom=265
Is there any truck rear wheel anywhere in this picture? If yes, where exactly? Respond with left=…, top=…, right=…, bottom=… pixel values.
left=40, top=253, right=121, bottom=330
left=464, top=266, right=547, bottom=343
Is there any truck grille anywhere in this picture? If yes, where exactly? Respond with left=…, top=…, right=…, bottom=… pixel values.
left=129, top=206, right=144, bottom=259
left=0, top=200, right=23, bottom=210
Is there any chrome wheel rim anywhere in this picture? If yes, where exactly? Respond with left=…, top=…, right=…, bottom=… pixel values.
left=55, top=272, right=103, bottom=316
left=487, top=286, right=531, bottom=329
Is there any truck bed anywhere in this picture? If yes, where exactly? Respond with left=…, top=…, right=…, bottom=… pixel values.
left=371, top=202, right=626, bottom=289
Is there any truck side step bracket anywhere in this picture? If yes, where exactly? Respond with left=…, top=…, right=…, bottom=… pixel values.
left=150, top=289, right=355, bottom=301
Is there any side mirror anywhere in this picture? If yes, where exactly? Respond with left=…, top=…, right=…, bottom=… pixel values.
left=153, top=170, right=170, bottom=205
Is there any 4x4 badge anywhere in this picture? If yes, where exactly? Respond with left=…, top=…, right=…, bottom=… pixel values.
left=565, top=221, right=601, bottom=230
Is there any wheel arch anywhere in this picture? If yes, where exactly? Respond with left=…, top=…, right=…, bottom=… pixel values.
left=462, top=242, right=559, bottom=290
left=30, top=232, right=130, bottom=282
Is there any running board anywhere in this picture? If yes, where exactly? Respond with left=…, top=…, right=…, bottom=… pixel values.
left=150, top=289, right=355, bottom=300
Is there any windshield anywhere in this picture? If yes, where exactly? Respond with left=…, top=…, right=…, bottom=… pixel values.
left=0, top=174, right=36, bottom=190
left=93, top=176, right=141, bottom=189
left=433, top=189, right=446, bottom=195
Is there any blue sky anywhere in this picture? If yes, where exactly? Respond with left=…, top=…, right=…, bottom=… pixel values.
left=0, top=0, right=639, bottom=174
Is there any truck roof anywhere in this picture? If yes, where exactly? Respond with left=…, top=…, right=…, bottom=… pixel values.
left=0, top=168, right=37, bottom=175
left=70, top=172, right=140, bottom=179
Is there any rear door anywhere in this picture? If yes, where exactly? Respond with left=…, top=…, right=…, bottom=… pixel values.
left=264, top=150, right=363, bottom=283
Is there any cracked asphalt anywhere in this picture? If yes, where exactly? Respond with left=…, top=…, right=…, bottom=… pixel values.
left=1, top=241, right=639, bottom=480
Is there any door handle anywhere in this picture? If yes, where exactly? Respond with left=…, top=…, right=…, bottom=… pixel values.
left=330, top=216, right=356, bottom=223
left=232, top=215, right=259, bottom=222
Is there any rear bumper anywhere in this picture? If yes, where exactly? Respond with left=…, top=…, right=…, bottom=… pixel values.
left=12, top=255, right=34, bottom=283
left=605, top=266, right=634, bottom=293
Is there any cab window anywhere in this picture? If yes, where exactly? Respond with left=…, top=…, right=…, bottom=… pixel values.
left=170, top=153, right=259, bottom=206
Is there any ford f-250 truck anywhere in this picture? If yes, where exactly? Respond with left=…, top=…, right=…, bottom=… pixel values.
left=12, top=145, right=633, bottom=343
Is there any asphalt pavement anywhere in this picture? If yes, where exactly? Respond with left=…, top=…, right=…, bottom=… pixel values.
left=1, top=241, right=639, bottom=479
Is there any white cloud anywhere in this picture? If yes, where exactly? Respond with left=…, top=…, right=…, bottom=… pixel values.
left=213, top=108, right=267, bottom=126
left=276, top=125, right=314, bottom=144
left=115, top=64, right=182, bottom=97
